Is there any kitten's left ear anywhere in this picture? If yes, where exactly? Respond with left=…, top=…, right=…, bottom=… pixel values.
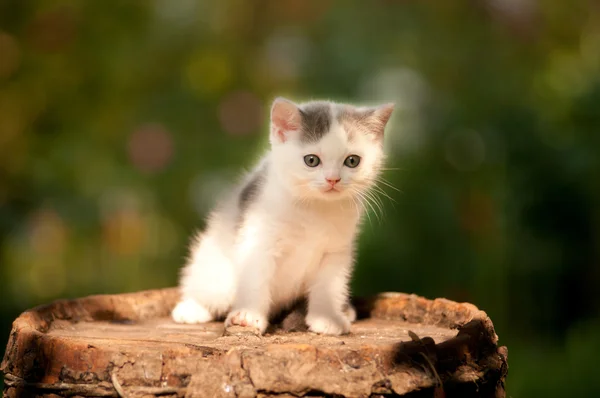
left=370, top=103, right=395, bottom=137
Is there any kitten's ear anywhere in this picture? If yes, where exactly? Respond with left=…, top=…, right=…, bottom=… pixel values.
left=373, top=103, right=395, bottom=127
left=270, top=97, right=302, bottom=144
left=369, top=103, right=395, bottom=137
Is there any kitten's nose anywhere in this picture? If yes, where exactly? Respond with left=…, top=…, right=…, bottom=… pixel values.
left=326, top=178, right=341, bottom=186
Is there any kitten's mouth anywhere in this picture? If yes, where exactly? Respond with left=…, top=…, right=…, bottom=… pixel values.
left=323, top=187, right=341, bottom=193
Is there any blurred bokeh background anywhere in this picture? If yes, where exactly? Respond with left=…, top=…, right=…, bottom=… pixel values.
left=1, top=0, right=600, bottom=396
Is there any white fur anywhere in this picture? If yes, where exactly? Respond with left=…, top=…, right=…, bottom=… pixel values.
left=172, top=98, right=393, bottom=335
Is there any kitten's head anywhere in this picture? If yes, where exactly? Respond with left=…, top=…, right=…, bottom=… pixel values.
left=269, top=97, right=394, bottom=202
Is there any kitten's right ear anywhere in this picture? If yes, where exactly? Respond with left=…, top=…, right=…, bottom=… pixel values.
left=270, top=97, right=301, bottom=144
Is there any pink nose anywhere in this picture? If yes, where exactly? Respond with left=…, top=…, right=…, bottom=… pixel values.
left=326, top=178, right=341, bottom=186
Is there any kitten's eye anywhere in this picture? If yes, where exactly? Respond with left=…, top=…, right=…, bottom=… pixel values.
left=344, top=155, right=361, bottom=168
left=304, top=154, right=321, bottom=167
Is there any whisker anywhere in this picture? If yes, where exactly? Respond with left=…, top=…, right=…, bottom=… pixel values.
left=371, top=185, right=397, bottom=204
left=350, top=195, right=365, bottom=221
left=353, top=190, right=377, bottom=222
left=375, top=177, right=402, bottom=193
left=365, top=190, right=385, bottom=218
left=356, top=190, right=382, bottom=223
left=351, top=190, right=372, bottom=226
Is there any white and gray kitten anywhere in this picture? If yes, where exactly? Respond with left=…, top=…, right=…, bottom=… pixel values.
left=172, top=97, right=394, bottom=335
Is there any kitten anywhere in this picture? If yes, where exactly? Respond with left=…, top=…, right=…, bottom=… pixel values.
left=172, top=97, right=394, bottom=335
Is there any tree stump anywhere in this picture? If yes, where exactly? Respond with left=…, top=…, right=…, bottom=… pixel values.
left=2, top=288, right=507, bottom=398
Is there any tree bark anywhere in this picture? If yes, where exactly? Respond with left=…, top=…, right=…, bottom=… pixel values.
left=2, top=289, right=507, bottom=398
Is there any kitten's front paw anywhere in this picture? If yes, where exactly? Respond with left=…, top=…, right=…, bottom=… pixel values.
left=306, top=313, right=351, bottom=335
left=225, top=309, right=268, bottom=334
left=172, top=298, right=213, bottom=324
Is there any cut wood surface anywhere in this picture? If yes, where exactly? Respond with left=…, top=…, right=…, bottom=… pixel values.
left=2, top=288, right=508, bottom=398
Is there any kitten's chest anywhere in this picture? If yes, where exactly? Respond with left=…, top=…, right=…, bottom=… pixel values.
left=263, top=204, right=358, bottom=305
left=269, top=210, right=353, bottom=301
left=275, top=206, right=357, bottom=258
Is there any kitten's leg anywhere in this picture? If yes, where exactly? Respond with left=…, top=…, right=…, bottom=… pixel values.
left=224, top=251, right=275, bottom=334
left=342, top=301, right=357, bottom=323
left=172, top=234, right=236, bottom=324
left=172, top=297, right=213, bottom=324
left=306, top=251, right=353, bottom=335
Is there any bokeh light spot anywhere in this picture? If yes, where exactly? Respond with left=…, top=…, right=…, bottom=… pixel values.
left=0, top=32, right=21, bottom=80
left=21, top=207, right=69, bottom=300
left=102, top=208, right=145, bottom=256
left=28, top=207, right=68, bottom=255
left=28, top=259, right=67, bottom=300
left=184, top=51, right=233, bottom=98
left=152, top=0, right=198, bottom=29
left=26, top=7, right=78, bottom=53
left=261, top=29, right=311, bottom=82
left=218, top=90, right=264, bottom=136
left=98, top=188, right=158, bottom=258
left=127, top=123, right=174, bottom=174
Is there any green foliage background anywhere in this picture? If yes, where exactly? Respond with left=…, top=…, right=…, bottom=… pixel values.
left=1, top=1, right=600, bottom=396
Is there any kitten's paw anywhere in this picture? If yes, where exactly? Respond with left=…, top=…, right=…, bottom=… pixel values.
left=172, top=298, right=213, bottom=324
left=306, top=313, right=351, bottom=335
left=225, top=309, right=268, bottom=334
left=343, top=303, right=357, bottom=323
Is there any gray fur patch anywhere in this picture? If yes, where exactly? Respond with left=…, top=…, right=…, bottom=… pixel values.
left=299, top=102, right=332, bottom=143
left=238, top=163, right=267, bottom=215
